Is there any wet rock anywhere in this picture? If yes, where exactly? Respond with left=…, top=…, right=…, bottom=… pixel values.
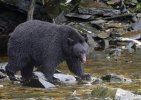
left=105, top=22, right=126, bottom=28
left=106, top=48, right=122, bottom=59
left=0, top=71, right=6, bottom=79
left=97, top=31, right=110, bottom=39
left=125, top=42, right=136, bottom=52
left=0, top=62, right=7, bottom=70
left=106, top=0, right=128, bottom=14
left=54, top=73, right=77, bottom=84
left=109, top=31, right=121, bottom=39
left=78, top=8, right=121, bottom=17
left=130, top=20, right=141, bottom=31
left=91, top=77, right=103, bottom=84
left=91, top=86, right=141, bottom=100
left=0, top=85, right=4, bottom=88
left=125, top=0, right=138, bottom=6
left=22, top=71, right=77, bottom=89
left=115, top=88, right=141, bottom=100
left=65, top=13, right=93, bottom=20
left=122, top=30, right=141, bottom=40
left=106, top=0, right=120, bottom=5
left=77, top=76, right=102, bottom=85
left=90, top=19, right=106, bottom=30
left=92, top=36, right=106, bottom=51
left=131, top=14, right=138, bottom=22
left=87, top=34, right=98, bottom=54
left=68, top=22, right=96, bottom=37
left=118, top=37, right=141, bottom=48
left=91, top=19, right=107, bottom=25
left=103, top=13, right=134, bottom=21
left=101, top=74, right=132, bottom=83
left=22, top=72, right=56, bottom=89
left=0, top=62, right=7, bottom=79
left=137, top=13, right=141, bottom=18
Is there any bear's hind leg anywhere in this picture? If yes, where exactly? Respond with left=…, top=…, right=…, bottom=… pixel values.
left=5, top=55, right=29, bottom=81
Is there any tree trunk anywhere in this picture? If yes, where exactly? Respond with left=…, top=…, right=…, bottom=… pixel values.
left=27, top=0, right=35, bottom=20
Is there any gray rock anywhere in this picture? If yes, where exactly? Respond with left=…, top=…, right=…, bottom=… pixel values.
left=115, top=88, right=141, bottom=100
left=130, top=20, right=141, bottom=31
left=101, top=74, right=132, bottom=83
left=137, top=13, right=141, bottom=18
left=0, top=62, right=7, bottom=70
left=33, top=72, right=56, bottom=89
left=77, top=76, right=102, bottom=85
left=53, top=73, right=77, bottom=84
left=1, top=0, right=30, bottom=11
left=91, top=86, right=141, bottom=100
left=78, top=8, right=121, bottom=17
left=106, top=0, right=121, bottom=5
left=90, top=19, right=106, bottom=30
left=23, top=71, right=77, bottom=89
left=0, top=71, right=6, bottom=79
left=0, top=62, right=7, bottom=79
left=91, top=19, right=107, bottom=25
left=65, top=13, right=93, bottom=20
left=125, top=0, right=138, bottom=6
left=91, top=77, right=103, bottom=84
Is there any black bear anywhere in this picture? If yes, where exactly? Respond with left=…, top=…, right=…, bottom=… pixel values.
left=5, top=20, right=90, bottom=83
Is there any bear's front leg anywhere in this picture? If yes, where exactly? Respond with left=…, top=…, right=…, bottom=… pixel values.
left=66, top=58, right=91, bottom=81
left=42, top=62, right=61, bottom=84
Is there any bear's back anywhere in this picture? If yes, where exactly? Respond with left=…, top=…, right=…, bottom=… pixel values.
left=10, top=20, right=61, bottom=42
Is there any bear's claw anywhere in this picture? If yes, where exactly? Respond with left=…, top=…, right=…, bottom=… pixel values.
left=81, top=73, right=91, bottom=81
left=6, top=70, right=20, bottom=81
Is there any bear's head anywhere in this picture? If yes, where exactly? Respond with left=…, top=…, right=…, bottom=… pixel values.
left=67, top=38, right=89, bottom=63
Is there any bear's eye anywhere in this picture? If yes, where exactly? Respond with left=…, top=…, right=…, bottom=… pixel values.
left=80, top=51, right=85, bottom=54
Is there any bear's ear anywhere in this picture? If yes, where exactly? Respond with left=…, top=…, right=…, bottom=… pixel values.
left=67, top=38, right=75, bottom=45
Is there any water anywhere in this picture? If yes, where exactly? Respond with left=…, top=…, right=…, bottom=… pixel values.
left=0, top=50, right=141, bottom=99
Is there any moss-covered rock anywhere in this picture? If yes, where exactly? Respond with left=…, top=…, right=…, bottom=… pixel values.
left=91, top=86, right=116, bottom=99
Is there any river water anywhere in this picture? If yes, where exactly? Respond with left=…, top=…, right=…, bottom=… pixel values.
left=0, top=49, right=141, bottom=99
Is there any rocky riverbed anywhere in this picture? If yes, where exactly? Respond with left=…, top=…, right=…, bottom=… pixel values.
left=1, top=49, right=141, bottom=99
left=1, top=0, right=141, bottom=99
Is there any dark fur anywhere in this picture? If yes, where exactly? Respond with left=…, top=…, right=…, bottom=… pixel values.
left=6, top=20, right=90, bottom=82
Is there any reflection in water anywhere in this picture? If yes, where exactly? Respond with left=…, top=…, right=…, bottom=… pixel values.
left=0, top=50, right=141, bottom=99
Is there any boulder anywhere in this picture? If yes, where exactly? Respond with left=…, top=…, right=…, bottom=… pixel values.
left=22, top=71, right=77, bottom=89
left=91, top=86, right=141, bottom=100
left=101, top=74, right=132, bottom=83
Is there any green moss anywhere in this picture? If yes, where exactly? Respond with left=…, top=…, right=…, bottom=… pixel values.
left=135, top=3, right=141, bottom=13
left=91, top=86, right=117, bottom=99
